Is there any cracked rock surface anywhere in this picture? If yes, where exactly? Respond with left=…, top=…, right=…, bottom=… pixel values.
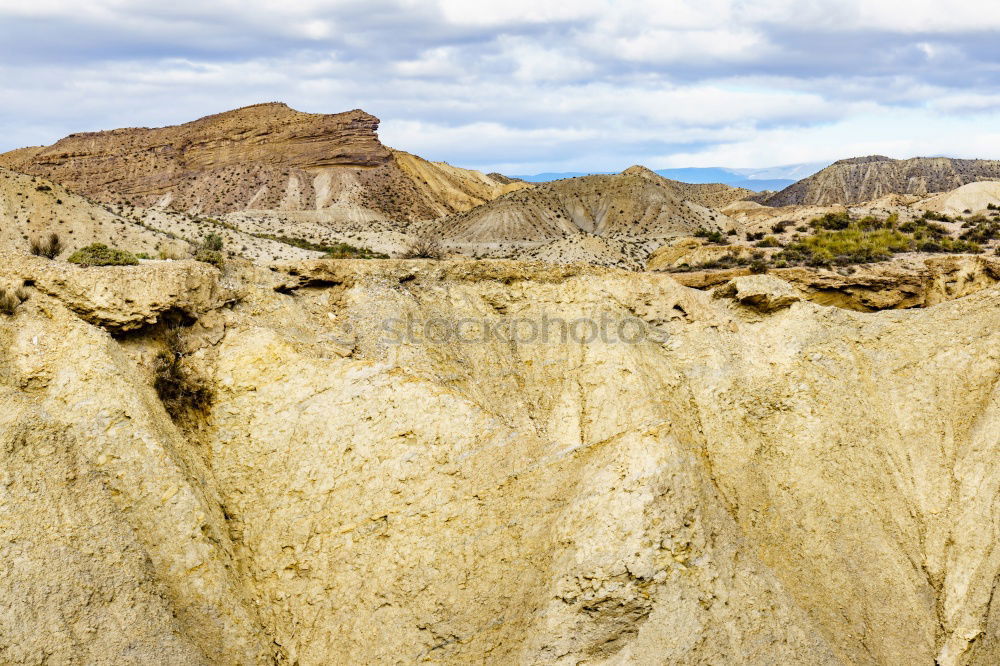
left=1, top=258, right=999, bottom=664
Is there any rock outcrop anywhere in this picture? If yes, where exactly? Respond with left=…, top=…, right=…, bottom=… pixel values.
left=760, top=156, right=1000, bottom=206
left=2, top=256, right=1000, bottom=664
left=0, top=252, right=239, bottom=332
left=663, top=254, right=1000, bottom=311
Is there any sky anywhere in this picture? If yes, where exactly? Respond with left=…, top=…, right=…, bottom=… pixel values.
left=1, top=0, right=999, bottom=174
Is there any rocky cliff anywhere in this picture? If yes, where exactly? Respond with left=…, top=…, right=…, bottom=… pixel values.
left=2, top=254, right=1000, bottom=664
left=0, top=104, right=526, bottom=220
left=760, top=156, right=1000, bottom=206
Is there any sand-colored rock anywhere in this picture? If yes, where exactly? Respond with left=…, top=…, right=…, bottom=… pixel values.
left=646, top=237, right=765, bottom=271
left=714, top=274, right=801, bottom=312
left=3, top=257, right=1000, bottom=664
left=917, top=181, right=1000, bottom=215
left=0, top=252, right=239, bottom=332
left=668, top=253, right=1000, bottom=311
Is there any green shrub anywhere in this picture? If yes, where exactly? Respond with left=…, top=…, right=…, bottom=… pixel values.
left=915, top=238, right=981, bottom=254
left=325, top=243, right=389, bottom=259
left=193, top=233, right=226, bottom=267
left=201, top=232, right=224, bottom=252
left=68, top=243, right=139, bottom=266
left=808, top=211, right=851, bottom=230
left=922, top=210, right=954, bottom=223
left=958, top=215, right=1000, bottom=243
left=778, top=226, right=912, bottom=267
left=194, top=249, right=224, bottom=267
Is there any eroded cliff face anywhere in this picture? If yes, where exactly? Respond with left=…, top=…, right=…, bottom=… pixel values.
left=1, top=255, right=999, bottom=664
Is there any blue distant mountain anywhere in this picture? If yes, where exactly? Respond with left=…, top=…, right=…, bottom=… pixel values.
left=511, top=162, right=828, bottom=192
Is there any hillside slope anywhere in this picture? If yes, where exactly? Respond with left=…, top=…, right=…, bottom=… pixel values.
left=761, top=155, right=1000, bottom=206
left=0, top=167, right=344, bottom=264
left=423, top=166, right=734, bottom=244
left=0, top=103, right=527, bottom=221
left=2, top=256, right=1000, bottom=663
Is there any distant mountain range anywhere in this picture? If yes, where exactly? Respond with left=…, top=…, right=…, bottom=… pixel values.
left=511, top=162, right=828, bottom=192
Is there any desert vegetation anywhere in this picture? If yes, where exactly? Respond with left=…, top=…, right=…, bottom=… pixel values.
left=153, top=330, right=214, bottom=419
left=255, top=233, right=387, bottom=259
left=194, top=232, right=225, bottom=267
left=0, top=283, right=29, bottom=315
left=29, top=232, right=63, bottom=259
left=674, top=211, right=990, bottom=273
left=401, top=238, right=444, bottom=259
left=68, top=243, right=140, bottom=266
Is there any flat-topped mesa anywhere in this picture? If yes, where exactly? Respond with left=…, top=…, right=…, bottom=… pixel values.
left=31, top=103, right=389, bottom=170
left=0, top=104, right=524, bottom=219
left=0, top=104, right=393, bottom=213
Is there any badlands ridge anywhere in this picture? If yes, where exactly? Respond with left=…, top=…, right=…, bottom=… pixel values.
left=1, top=105, right=1000, bottom=664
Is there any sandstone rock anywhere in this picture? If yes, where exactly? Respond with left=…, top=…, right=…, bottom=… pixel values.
left=0, top=252, right=239, bottom=332
left=671, top=254, right=1000, bottom=312
left=3, top=258, right=1000, bottom=664
left=714, top=274, right=801, bottom=312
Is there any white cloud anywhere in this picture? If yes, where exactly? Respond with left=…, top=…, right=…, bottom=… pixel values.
left=0, top=0, right=998, bottom=172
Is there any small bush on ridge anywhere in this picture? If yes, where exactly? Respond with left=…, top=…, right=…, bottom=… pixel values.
left=68, top=243, right=139, bottom=266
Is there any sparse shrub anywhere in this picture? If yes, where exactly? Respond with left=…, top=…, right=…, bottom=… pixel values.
left=749, top=259, right=769, bottom=274
left=402, top=238, right=444, bottom=259
left=194, top=249, right=224, bottom=267
left=29, top=232, right=62, bottom=259
left=193, top=233, right=225, bottom=267
left=809, top=211, right=851, bottom=230
left=0, top=283, right=29, bottom=316
left=756, top=236, right=782, bottom=248
left=255, top=233, right=387, bottom=258
left=958, top=215, right=1000, bottom=244
left=68, top=243, right=139, bottom=266
left=922, top=210, right=954, bottom=223
left=201, top=232, right=224, bottom=252
left=325, top=243, right=388, bottom=259
left=153, top=333, right=214, bottom=419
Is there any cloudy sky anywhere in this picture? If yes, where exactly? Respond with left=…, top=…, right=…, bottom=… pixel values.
left=1, top=0, right=999, bottom=174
